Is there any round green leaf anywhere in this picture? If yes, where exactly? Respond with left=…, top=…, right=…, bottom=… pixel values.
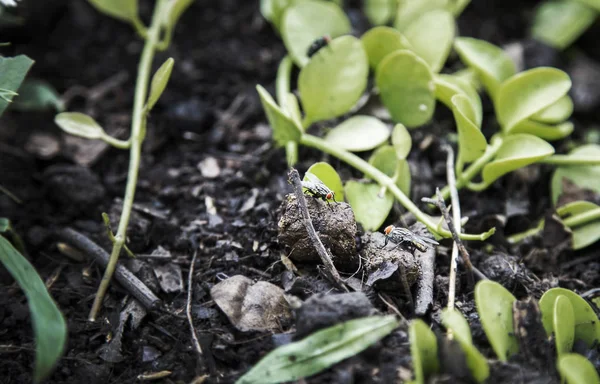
left=510, top=120, right=574, bottom=141
left=54, top=112, right=106, bottom=140
left=496, top=67, right=572, bottom=133
left=364, top=0, right=396, bottom=25
left=87, top=0, right=138, bottom=23
left=557, top=201, right=600, bottom=250
left=474, top=280, right=519, bottom=361
left=532, top=0, right=597, bottom=50
left=574, top=0, right=600, bottom=11
left=376, top=50, right=435, bottom=128
left=299, top=36, right=369, bottom=125
left=451, top=94, right=487, bottom=164
left=391, top=123, right=412, bottom=160
left=551, top=144, right=600, bottom=205
left=394, top=0, right=447, bottom=31
left=146, top=58, right=174, bottom=112
left=454, top=37, right=516, bottom=101
left=281, top=0, right=351, bottom=67
left=558, top=353, right=600, bottom=384
left=361, top=26, right=412, bottom=70
left=345, top=181, right=393, bottom=231
left=404, top=9, right=455, bottom=73
left=434, top=73, right=482, bottom=126
left=324, top=115, right=390, bottom=152
left=531, top=95, right=574, bottom=124
left=409, top=319, right=440, bottom=384
left=482, top=134, right=554, bottom=184
left=305, top=162, right=345, bottom=202
left=539, top=288, right=600, bottom=348
left=441, top=308, right=472, bottom=344
left=368, top=145, right=411, bottom=196
left=553, top=295, right=575, bottom=357
left=256, top=85, right=302, bottom=146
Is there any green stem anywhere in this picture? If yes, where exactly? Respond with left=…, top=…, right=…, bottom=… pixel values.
left=540, top=155, right=600, bottom=166
left=300, top=134, right=495, bottom=240
left=506, top=220, right=544, bottom=244
left=276, top=56, right=298, bottom=166
left=101, top=134, right=131, bottom=149
left=88, top=0, right=167, bottom=322
left=563, top=207, right=600, bottom=228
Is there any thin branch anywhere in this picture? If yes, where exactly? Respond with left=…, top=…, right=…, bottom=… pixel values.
left=288, top=168, right=347, bottom=292
left=414, top=244, right=435, bottom=316
left=186, top=251, right=203, bottom=359
left=444, top=145, right=461, bottom=310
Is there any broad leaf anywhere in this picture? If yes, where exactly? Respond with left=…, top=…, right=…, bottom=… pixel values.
left=256, top=85, right=302, bottom=146
left=12, top=79, right=64, bottom=112
left=531, top=95, right=573, bottom=124
left=532, top=0, right=597, bottom=50
left=364, top=0, right=396, bottom=25
left=404, top=9, right=455, bottom=73
left=361, top=26, right=412, bottom=70
left=409, top=319, right=439, bottom=384
left=376, top=50, right=435, bottom=128
left=55, top=112, right=106, bottom=140
left=453, top=37, right=516, bottom=101
left=553, top=295, right=575, bottom=356
left=557, top=201, right=600, bottom=250
left=0, top=236, right=66, bottom=383
left=146, top=58, right=174, bottom=112
left=510, top=120, right=573, bottom=141
left=163, top=0, right=193, bottom=29
left=368, top=145, right=411, bottom=196
left=558, top=353, right=600, bottom=384
left=573, top=0, right=600, bottom=11
left=496, top=67, right=571, bottom=133
left=0, top=55, right=34, bottom=116
left=281, top=0, right=351, bottom=67
left=299, top=36, right=369, bottom=125
left=305, top=162, right=345, bottom=202
left=482, top=134, right=554, bottom=184
left=324, top=115, right=390, bottom=152
left=345, top=181, right=394, bottom=231
left=539, top=288, right=600, bottom=348
left=434, top=73, right=482, bottom=126
left=391, top=123, right=412, bottom=160
left=394, top=0, right=447, bottom=32
left=474, top=280, right=518, bottom=361
left=551, top=144, right=600, bottom=205
left=236, top=315, right=400, bottom=384
left=451, top=94, right=487, bottom=165
left=87, top=0, right=138, bottom=23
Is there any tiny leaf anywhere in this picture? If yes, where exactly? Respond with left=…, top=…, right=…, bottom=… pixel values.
left=409, top=319, right=439, bottom=384
left=558, top=353, right=600, bottom=384
left=510, top=120, right=574, bottom=141
left=557, top=201, right=600, bottom=250
left=391, top=123, right=412, bottom=160
left=482, top=134, right=554, bottom=185
left=376, top=50, right=435, bottom=128
left=299, top=36, right=369, bottom=125
left=434, top=73, right=482, bottom=126
left=12, top=79, right=64, bottom=112
left=281, top=0, right=351, bottom=67
left=364, top=0, right=396, bottom=25
left=325, top=115, right=390, bottom=152
left=551, top=144, right=600, bottom=204
left=305, top=162, right=345, bottom=202
left=256, top=85, right=302, bottom=146
left=87, top=0, right=138, bottom=23
left=368, top=145, right=411, bottom=196
left=532, top=0, right=597, bottom=50
left=404, top=9, right=455, bottom=73
left=0, top=55, right=34, bottom=116
left=236, top=315, right=400, bottom=384
left=146, top=58, right=174, bottom=112
left=394, top=0, right=447, bottom=32
left=163, top=0, right=193, bottom=29
left=54, top=112, right=106, bottom=140
left=531, top=95, right=574, bottom=124
left=553, top=295, right=575, bottom=357
left=345, top=181, right=394, bottom=231
left=451, top=94, right=487, bottom=164
left=474, top=280, right=519, bottom=361
left=361, top=26, right=412, bottom=70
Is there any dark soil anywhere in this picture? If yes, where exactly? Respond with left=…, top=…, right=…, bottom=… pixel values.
left=1, top=1, right=599, bottom=383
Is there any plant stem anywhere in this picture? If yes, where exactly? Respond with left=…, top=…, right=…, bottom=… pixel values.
left=276, top=56, right=298, bottom=166
left=444, top=146, right=461, bottom=311
left=88, top=0, right=167, bottom=322
left=540, top=155, right=600, bottom=166
left=300, top=134, right=495, bottom=240
left=563, top=207, right=600, bottom=228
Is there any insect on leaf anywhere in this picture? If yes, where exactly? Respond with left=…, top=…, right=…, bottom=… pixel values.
left=532, top=0, right=596, bottom=50
left=551, top=144, right=600, bottom=205
left=361, top=26, right=412, bottom=70
left=146, top=58, right=174, bottom=112
left=256, top=85, right=302, bottom=146
left=553, top=295, right=575, bottom=356
left=0, top=55, right=34, bottom=117
left=235, top=315, right=400, bottom=384
left=345, top=181, right=394, bottom=231
left=409, top=319, right=439, bottom=384
left=87, top=0, right=138, bottom=24
left=558, top=353, right=600, bottom=384
left=305, top=162, right=345, bottom=202
left=324, top=115, right=390, bottom=152
left=55, top=112, right=107, bottom=140
left=557, top=200, right=600, bottom=250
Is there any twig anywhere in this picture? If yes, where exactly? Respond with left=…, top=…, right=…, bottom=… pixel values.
left=444, top=145, right=461, bottom=310
left=186, top=251, right=203, bottom=360
left=54, top=228, right=161, bottom=310
left=288, top=168, right=347, bottom=292
left=414, top=244, right=435, bottom=316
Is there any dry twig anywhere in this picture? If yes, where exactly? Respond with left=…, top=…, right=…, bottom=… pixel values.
left=186, top=251, right=203, bottom=359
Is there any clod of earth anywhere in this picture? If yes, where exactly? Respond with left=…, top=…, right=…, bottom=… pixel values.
left=278, top=193, right=358, bottom=271
left=211, top=275, right=292, bottom=332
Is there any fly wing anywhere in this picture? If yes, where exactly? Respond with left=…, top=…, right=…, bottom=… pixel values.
left=418, top=235, right=439, bottom=245
left=304, top=172, right=326, bottom=186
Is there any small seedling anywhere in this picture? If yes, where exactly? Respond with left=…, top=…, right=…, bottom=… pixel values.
left=302, top=172, right=337, bottom=206
left=306, top=35, right=331, bottom=57
left=382, top=225, right=439, bottom=252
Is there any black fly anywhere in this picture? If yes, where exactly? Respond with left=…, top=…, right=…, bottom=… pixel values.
left=307, top=35, right=332, bottom=58
left=382, top=225, right=439, bottom=253
left=301, top=173, right=337, bottom=209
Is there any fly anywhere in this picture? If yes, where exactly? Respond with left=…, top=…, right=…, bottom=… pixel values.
left=382, top=225, right=439, bottom=253
left=301, top=173, right=337, bottom=208
left=307, top=35, right=332, bottom=58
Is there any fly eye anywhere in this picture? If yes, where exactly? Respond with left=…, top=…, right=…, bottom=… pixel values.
left=384, top=225, right=393, bottom=235
left=326, top=192, right=333, bottom=199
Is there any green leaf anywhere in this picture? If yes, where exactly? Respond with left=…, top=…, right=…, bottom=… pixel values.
left=345, top=181, right=394, bottom=231
left=391, top=123, right=412, bottom=160
left=55, top=112, right=107, bottom=140
left=0, top=55, right=34, bottom=116
left=404, top=9, right=455, bottom=73
left=146, top=58, right=174, bottom=112
left=368, top=145, right=411, bottom=196
left=453, top=37, right=516, bottom=101
left=482, top=134, right=554, bottom=184
left=299, top=36, right=369, bottom=125
left=87, top=0, right=138, bottom=23
left=441, top=309, right=490, bottom=383
left=305, top=162, right=345, bottom=202
left=409, top=319, right=439, bottom=384
left=573, top=0, right=600, bottom=11
left=376, top=50, right=435, bottom=128
left=510, top=120, right=574, bottom=141
left=553, top=295, right=575, bottom=357
left=394, top=0, right=447, bottom=32
left=236, top=315, right=400, bottom=384
left=361, top=26, right=412, bottom=70
left=324, top=115, right=390, bottom=152
left=12, top=79, right=64, bottom=112
left=364, top=0, right=396, bottom=25
left=532, top=0, right=597, bottom=50
left=162, top=0, right=193, bottom=29
left=474, top=280, right=519, bottom=361
left=551, top=144, right=600, bottom=205
left=451, top=94, right=487, bottom=165
left=496, top=67, right=571, bottom=133
left=558, top=353, right=600, bottom=384
left=531, top=95, right=574, bottom=124
left=281, top=0, right=351, bottom=67
left=256, top=85, right=302, bottom=146
left=434, top=73, right=482, bottom=126
left=447, top=0, right=470, bottom=16
left=557, top=201, right=600, bottom=250
left=539, top=288, right=600, bottom=348
left=0, top=235, right=66, bottom=383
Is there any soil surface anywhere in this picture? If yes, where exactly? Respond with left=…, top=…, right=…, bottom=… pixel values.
left=1, top=1, right=599, bottom=383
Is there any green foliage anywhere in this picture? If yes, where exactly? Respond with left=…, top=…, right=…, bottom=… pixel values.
left=54, top=112, right=130, bottom=149
left=324, top=115, right=390, bottom=152
left=391, top=123, right=412, bottom=160
left=556, top=201, right=600, bottom=250
left=0, top=235, right=67, bottom=383
left=376, top=50, right=435, bottom=128
left=12, top=79, right=64, bottom=112
left=531, top=95, right=574, bottom=124
left=532, top=0, right=597, bottom=50
left=451, top=94, right=487, bottom=167
left=146, top=58, right=174, bottom=112
left=394, top=0, right=447, bottom=31
left=256, top=85, right=302, bottom=146
left=361, top=26, right=412, bottom=70
left=236, top=315, right=400, bottom=384
left=162, top=0, right=194, bottom=29
left=434, top=73, right=482, bottom=126
left=305, top=162, right=345, bottom=201
left=364, top=0, right=396, bottom=25
left=0, top=55, right=34, bottom=116
left=551, top=144, right=600, bottom=204
left=409, top=319, right=439, bottom=384
left=368, top=145, right=411, bottom=196
left=558, top=353, right=600, bottom=384
left=474, top=280, right=519, bottom=361
left=345, top=181, right=394, bottom=231
left=298, top=35, right=368, bottom=125
left=552, top=295, right=575, bottom=357
left=87, top=0, right=139, bottom=24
